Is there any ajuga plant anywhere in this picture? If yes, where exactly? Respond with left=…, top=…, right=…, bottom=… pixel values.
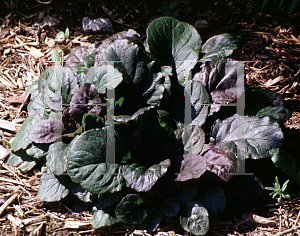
left=6, top=17, right=294, bottom=235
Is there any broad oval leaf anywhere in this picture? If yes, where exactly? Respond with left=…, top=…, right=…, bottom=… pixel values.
left=146, top=17, right=202, bottom=84
left=200, top=34, right=243, bottom=62
left=38, top=172, right=71, bottom=202
left=69, top=83, right=102, bottom=123
left=256, top=106, right=291, bottom=123
left=10, top=113, right=42, bottom=151
left=26, top=143, right=49, bottom=159
left=92, top=207, right=119, bottom=229
left=187, top=80, right=210, bottom=126
left=95, top=39, right=148, bottom=92
left=28, top=118, right=63, bottom=144
left=142, top=62, right=171, bottom=107
left=176, top=154, right=206, bottom=182
left=180, top=201, right=209, bottom=236
left=44, top=66, right=79, bottom=111
left=5, top=149, right=36, bottom=172
left=27, top=93, right=45, bottom=117
left=113, top=106, right=154, bottom=123
left=115, top=194, right=147, bottom=225
left=38, top=66, right=54, bottom=94
left=46, top=142, right=69, bottom=175
left=122, top=159, right=171, bottom=192
left=203, top=143, right=237, bottom=182
left=65, top=46, right=96, bottom=67
left=73, top=185, right=92, bottom=202
left=181, top=125, right=205, bottom=155
left=211, top=115, right=284, bottom=159
left=82, top=65, right=123, bottom=94
left=67, top=129, right=126, bottom=194
left=26, top=80, right=39, bottom=98
left=269, top=148, right=298, bottom=180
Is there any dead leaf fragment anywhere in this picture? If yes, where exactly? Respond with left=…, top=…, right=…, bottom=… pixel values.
left=29, top=48, right=44, bottom=59
left=264, top=76, right=283, bottom=87
left=194, top=20, right=209, bottom=30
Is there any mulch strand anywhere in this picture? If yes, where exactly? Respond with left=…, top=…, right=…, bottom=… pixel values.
left=0, top=0, right=300, bottom=235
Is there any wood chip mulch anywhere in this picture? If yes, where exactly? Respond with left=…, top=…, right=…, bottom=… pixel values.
left=0, top=0, right=300, bottom=235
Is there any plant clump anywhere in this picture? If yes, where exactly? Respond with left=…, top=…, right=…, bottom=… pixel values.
left=6, top=17, right=294, bottom=235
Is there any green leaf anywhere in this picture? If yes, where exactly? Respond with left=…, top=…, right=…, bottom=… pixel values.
left=281, top=179, right=289, bottom=192
left=186, top=80, right=210, bottom=126
left=26, top=80, right=39, bottom=98
left=261, top=0, right=269, bottom=11
left=115, top=194, right=147, bottom=225
left=51, top=49, right=61, bottom=66
left=270, top=148, right=297, bottom=180
left=164, top=11, right=172, bottom=16
left=46, top=142, right=69, bottom=175
left=172, top=11, right=180, bottom=18
left=142, top=62, right=171, bottom=107
left=67, top=129, right=126, bottom=194
left=161, top=5, right=170, bottom=11
left=265, top=186, right=277, bottom=191
left=211, top=115, right=284, bottom=160
left=95, top=39, right=148, bottom=91
left=44, top=66, right=79, bottom=111
left=5, top=149, right=36, bottom=172
left=278, top=0, right=285, bottom=10
left=56, top=31, right=65, bottom=39
left=83, top=50, right=96, bottom=69
left=146, top=17, right=202, bottom=84
left=120, top=151, right=131, bottom=164
left=27, top=93, right=45, bottom=117
left=10, top=113, right=42, bottom=151
left=115, top=97, right=124, bottom=108
left=122, top=159, right=171, bottom=192
left=82, top=65, right=123, bottom=94
left=82, top=113, right=105, bottom=131
left=180, top=201, right=209, bottom=235
left=200, top=34, right=243, bottom=62
left=169, top=0, right=179, bottom=10
left=65, top=28, right=70, bottom=39
left=38, top=172, right=72, bottom=202
left=92, top=206, right=119, bottom=229
left=289, top=0, right=299, bottom=16
left=256, top=106, right=291, bottom=123
left=26, top=143, right=49, bottom=159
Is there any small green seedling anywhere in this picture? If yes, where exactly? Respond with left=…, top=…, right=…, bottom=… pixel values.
left=51, top=49, right=61, bottom=66
left=161, top=1, right=180, bottom=17
left=56, top=27, right=69, bottom=40
left=265, top=176, right=291, bottom=202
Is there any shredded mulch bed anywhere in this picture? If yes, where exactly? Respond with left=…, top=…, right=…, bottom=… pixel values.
left=0, top=0, right=300, bottom=235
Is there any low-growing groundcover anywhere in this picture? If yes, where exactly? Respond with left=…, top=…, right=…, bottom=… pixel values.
left=5, top=16, right=297, bottom=235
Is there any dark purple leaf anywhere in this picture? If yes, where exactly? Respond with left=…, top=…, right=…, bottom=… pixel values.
left=176, top=153, right=206, bottom=182
left=28, top=118, right=63, bottom=143
left=69, top=83, right=101, bottom=123
left=203, top=144, right=237, bottom=182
